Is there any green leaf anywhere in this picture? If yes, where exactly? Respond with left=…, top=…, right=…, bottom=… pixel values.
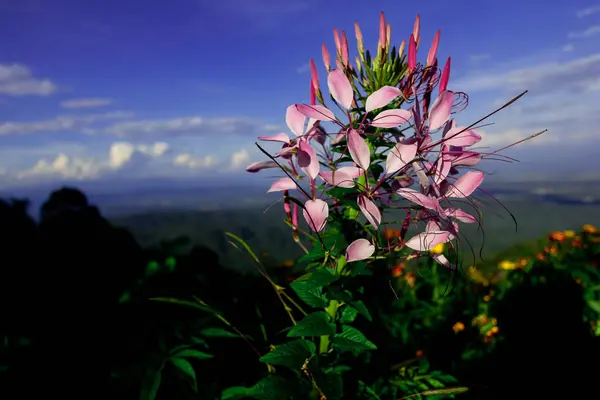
left=326, top=286, right=353, bottom=302
left=305, top=268, right=340, bottom=286
left=150, top=297, right=216, bottom=314
left=221, top=375, right=298, bottom=400
left=332, top=325, right=377, bottom=353
left=339, top=306, right=358, bottom=324
left=171, top=357, right=197, bottom=392
left=199, top=327, right=239, bottom=338
left=175, top=348, right=214, bottom=360
left=165, top=256, right=177, bottom=272
left=259, top=339, right=316, bottom=369
left=290, top=280, right=328, bottom=308
left=297, top=246, right=326, bottom=264
left=587, top=300, right=600, bottom=314
left=190, top=336, right=209, bottom=348
left=344, top=206, right=360, bottom=220
left=145, top=261, right=160, bottom=277
left=288, top=312, right=336, bottom=337
left=351, top=300, right=372, bottom=321
left=140, top=366, right=162, bottom=400
left=225, top=232, right=261, bottom=264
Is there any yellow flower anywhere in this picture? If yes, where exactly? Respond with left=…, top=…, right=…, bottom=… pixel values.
left=429, top=242, right=445, bottom=255
left=583, top=224, right=598, bottom=233
left=281, top=259, right=294, bottom=268
left=452, top=321, right=465, bottom=333
left=563, top=230, right=575, bottom=238
left=483, top=295, right=491, bottom=302
left=498, top=260, right=517, bottom=270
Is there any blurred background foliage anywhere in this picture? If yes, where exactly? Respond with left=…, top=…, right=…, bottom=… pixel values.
left=0, top=187, right=599, bottom=399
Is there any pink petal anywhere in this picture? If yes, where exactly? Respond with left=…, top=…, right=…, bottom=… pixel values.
left=295, top=104, right=336, bottom=122
left=434, top=153, right=453, bottom=185
left=365, top=86, right=403, bottom=113
left=444, top=207, right=477, bottom=223
left=267, top=177, right=297, bottom=192
left=408, top=34, right=416, bottom=72
left=347, top=129, right=370, bottom=170
left=286, top=105, right=306, bottom=137
left=429, top=90, right=454, bottom=131
left=405, top=230, right=451, bottom=251
left=345, top=238, right=375, bottom=262
left=427, top=30, right=440, bottom=66
left=246, top=161, right=278, bottom=173
left=439, top=57, right=451, bottom=93
left=371, top=109, right=412, bottom=128
left=396, top=188, right=442, bottom=213
left=319, top=170, right=354, bottom=188
left=258, top=132, right=290, bottom=143
left=445, top=171, right=484, bottom=198
left=446, top=150, right=481, bottom=167
left=426, top=219, right=457, bottom=240
left=385, top=142, right=418, bottom=174
left=327, top=69, right=354, bottom=110
left=357, top=195, right=381, bottom=229
left=303, top=199, right=329, bottom=232
left=444, top=120, right=482, bottom=147
left=432, top=253, right=456, bottom=270
left=297, top=140, right=320, bottom=180
left=337, top=166, right=362, bottom=178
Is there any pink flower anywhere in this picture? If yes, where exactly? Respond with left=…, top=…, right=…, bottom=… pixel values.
left=303, top=199, right=329, bottom=232
left=346, top=238, right=375, bottom=262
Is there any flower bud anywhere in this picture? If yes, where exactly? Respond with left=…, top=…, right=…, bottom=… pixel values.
left=412, top=14, right=421, bottom=49
left=322, top=43, right=331, bottom=71
left=354, top=22, right=364, bottom=56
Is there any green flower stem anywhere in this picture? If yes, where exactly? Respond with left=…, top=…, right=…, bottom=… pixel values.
left=319, top=299, right=340, bottom=353
left=319, top=256, right=347, bottom=353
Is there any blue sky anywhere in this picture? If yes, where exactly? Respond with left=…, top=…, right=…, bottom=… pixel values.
left=1, top=0, right=600, bottom=190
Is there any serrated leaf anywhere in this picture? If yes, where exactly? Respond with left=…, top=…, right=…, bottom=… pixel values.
left=259, top=339, right=316, bottom=369
left=171, top=357, right=197, bottom=392
left=351, top=300, right=372, bottom=321
left=199, top=327, right=239, bottom=338
left=298, top=246, right=326, bottom=264
left=288, top=312, right=336, bottom=337
left=339, top=306, right=359, bottom=324
left=326, top=286, right=353, bottom=302
left=175, top=348, right=213, bottom=360
left=290, top=280, right=328, bottom=308
left=332, top=325, right=377, bottom=353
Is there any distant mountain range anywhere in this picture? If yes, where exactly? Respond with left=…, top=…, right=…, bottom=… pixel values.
left=2, top=173, right=600, bottom=220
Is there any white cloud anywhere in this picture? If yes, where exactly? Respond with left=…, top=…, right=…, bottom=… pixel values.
left=60, top=97, right=113, bottom=109
left=577, top=5, right=600, bottom=18
left=16, top=141, right=170, bottom=181
left=454, top=50, right=600, bottom=148
left=0, top=111, right=134, bottom=136
left=568, top=25, right=600, bottom=39
left=173, top=153, right=217, bottom=169
left=454, top=53, right=600, bottom=94
left=230, top=148, right=251, bottom=170
left=562, top=44, right=575, bottom=52
left=0, top=64, right=57, bottom=96
left=83, top=115, right=279, bottom=139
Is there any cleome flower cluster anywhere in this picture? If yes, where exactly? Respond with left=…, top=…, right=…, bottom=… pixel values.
left=246, top=12, right=528, bottom=269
